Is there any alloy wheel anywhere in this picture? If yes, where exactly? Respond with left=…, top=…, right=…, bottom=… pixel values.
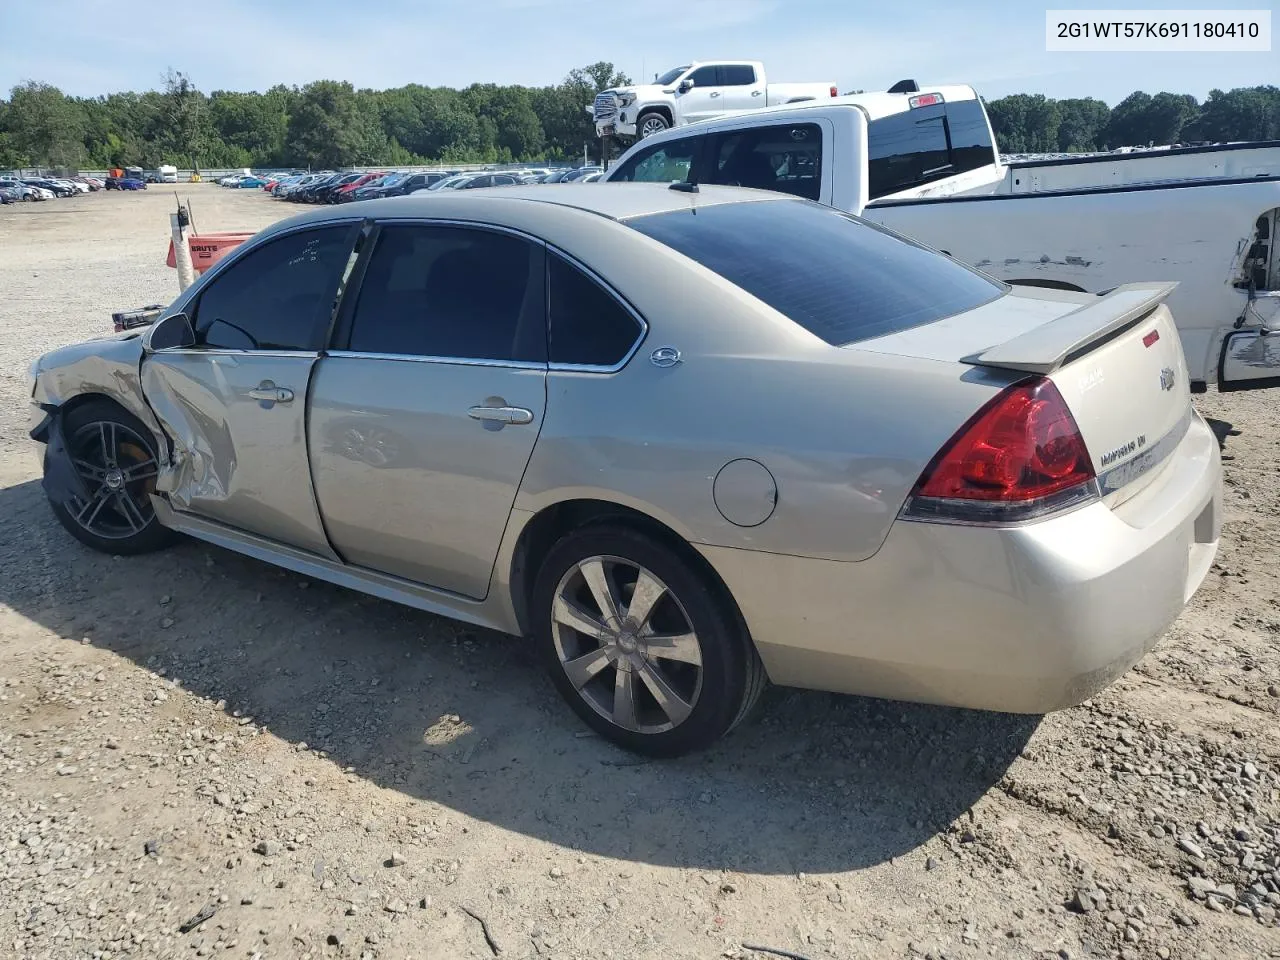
left=551, top=556, right=703, bottom=734
left=64, top=420, right=159, bottom=540
left=640, top=117, right=669, bottom=138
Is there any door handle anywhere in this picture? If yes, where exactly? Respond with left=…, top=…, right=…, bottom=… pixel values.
left=709, top=91, right=721, bottom=98
left=751, top=90, right=762, bottom=96
left=468, top=405, right=534, bottom=425
left=248, top=382, right=294, bottom=404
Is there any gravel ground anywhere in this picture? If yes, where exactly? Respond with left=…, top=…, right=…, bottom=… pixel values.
left=1, top=187, right=1278, bottom=960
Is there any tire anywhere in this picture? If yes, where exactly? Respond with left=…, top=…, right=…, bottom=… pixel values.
left=532, top=524, right=766, bottom=757
left=46, top=399, right=177, bottom=556
left=636, top=111, right=671, bottom=139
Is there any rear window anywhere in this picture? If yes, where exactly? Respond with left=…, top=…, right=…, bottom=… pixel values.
left=626, top=199, right=1003, bottom=346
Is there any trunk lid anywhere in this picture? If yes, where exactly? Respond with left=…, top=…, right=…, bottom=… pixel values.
left=852, top=283, right=1192, bottom=501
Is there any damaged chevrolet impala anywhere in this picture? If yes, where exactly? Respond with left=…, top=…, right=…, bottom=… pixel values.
left=28, top=185, right=1223, bottom=755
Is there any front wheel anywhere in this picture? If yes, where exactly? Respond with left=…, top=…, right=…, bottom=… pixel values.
left=637, top=111, right=671, bottom=139
left=533, top=525, right=766, bottom=756
left=46, top=400, right=177, bottom=556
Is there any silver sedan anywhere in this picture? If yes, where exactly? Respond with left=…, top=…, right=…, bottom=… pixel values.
left=27, top=185, right=1221, bottom=755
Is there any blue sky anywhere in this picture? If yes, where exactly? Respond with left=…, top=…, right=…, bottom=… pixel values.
left=1, top=0, right=1274, bottom=104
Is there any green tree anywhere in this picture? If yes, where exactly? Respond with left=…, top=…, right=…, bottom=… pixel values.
left=986, top=93, right=1061, bottom=153
left=1104, top=91, right=1199, bottom=147
left=1055, top=97, right=1111, bottom=152
left=1187, top=86, right=1280, bottom=142
left=285, top=80, right=367, bottom=167
left=6, top=81, right=85, bottom=168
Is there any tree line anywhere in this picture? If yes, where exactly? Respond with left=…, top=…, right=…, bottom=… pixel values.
left=1, top=65, right=1277, bottom=172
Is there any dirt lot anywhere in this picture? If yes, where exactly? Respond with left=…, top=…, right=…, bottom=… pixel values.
left=1, top=187, right=1278, bottom=960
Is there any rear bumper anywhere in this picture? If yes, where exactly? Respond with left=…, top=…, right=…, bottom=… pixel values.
left=699, top=410, right=1222, bottom=713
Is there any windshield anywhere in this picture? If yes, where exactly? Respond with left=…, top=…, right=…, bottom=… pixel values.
left=429, top=176, right=466, bottom=190
left=654, top=66, right=691, bottom=86
left=627, top=200, right=1004, bottom=347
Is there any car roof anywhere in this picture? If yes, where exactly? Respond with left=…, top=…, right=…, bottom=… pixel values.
left=675, top=83, right=979, bottom=126
left=319, top=183, right=772, bottom=224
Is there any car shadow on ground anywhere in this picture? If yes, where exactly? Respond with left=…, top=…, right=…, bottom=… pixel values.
left=0, top=477, right=1038, bottom=875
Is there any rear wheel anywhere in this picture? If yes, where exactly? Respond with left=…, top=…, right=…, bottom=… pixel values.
left=533, top=525, right=766, bottom=756
left=47, top=400, right=176, bottom=556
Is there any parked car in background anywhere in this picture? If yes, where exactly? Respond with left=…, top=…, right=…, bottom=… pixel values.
left=541, top=169, right=583, bottom=183
left=25, top=178, right=76, bottom=198
left=237, top=176, right=270, bottom=188
left=105, top=175, right=146, bottom=191
left=360, top=172, right=453, bottom=199
left=578, top=172, right=603, bottom=182
left=0, top=186, right=14, bottom=204
left=333, top=173, right=386, bottom=202
left=559, top=166, right=602, bottom=183
left=589, top=60, right=838, bottom=139
left=603, top=81, right=1280, bottom=392
left=423, top=174, right=473, bottom=192
left=27, top=185, right=1221, bottom=756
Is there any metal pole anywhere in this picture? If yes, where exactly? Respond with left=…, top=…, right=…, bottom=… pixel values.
left=170, top=199, right=196, bottom=292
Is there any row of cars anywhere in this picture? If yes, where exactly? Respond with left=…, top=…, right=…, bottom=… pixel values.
left=0, top=175, right=103, bottom=202
left=217, top=166, right=606, bottom=204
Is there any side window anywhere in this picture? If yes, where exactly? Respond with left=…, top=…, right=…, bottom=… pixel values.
left=548, top=253, right=643, bottom=368
left=610, top=137, right=702, bottom=183
left=945, top=100, right=997, bottom=174
left=494, top=175, right=517, bottom=185
left=689, top=65, right=720, bottom=87
left=192, top=226, right=355, bottom=351
left=720, top=64, right=757, bottom=86
left=346, top=224, right=546, bottom=363
left=866, top=105, right=951, bottom=200
left=707, top=123, right=823, bottom=200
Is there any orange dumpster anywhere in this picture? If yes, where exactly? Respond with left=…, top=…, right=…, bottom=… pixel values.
left=166, top=231, right=255, bottom=274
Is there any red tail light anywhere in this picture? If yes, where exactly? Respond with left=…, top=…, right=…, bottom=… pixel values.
left=905, top=378, right=1097, bottom=522
left=830, top=86, right=838, bottom=97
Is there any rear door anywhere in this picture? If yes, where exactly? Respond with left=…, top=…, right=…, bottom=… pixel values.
left=718, top=63, right=761, bottom=111
left=309, top=222, right=548, bottom=599
left=142, top=223, right=359, bottom=556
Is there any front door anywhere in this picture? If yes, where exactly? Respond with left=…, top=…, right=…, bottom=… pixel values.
left=1221, top=206, right=1280, bottom=390
left=678, top=65, right=726, bottom=123
left=143, top=223, right=359, bottom=556
left=309, top=222, right=548, bottom=599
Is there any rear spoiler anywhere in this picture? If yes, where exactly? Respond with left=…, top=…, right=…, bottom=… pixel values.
left=963, top=282, right=1179, bottom=375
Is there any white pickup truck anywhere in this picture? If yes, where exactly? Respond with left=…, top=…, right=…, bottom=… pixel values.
left=588, top=60, right=837, bottom=141
left=603, top=82, right=1280, bottom=392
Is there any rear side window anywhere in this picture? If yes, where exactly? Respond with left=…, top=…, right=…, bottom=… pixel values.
left=345, top=224, right=546, bottom=362
left=627, top=200, right=1003, bottom=346
left=193, top=226, right=355, bottom=351
left=867, top=104, right=950, bottom=199
left=720, top=64, right=757, bottom=86
left=548, top=253, right=643, bottom=367
left=945, top=99, right=997, bottom=174
left=610, top=137, right=701, bottom=183
left=706, top=123, right=822, bottom=200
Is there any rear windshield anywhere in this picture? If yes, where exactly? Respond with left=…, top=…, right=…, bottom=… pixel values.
left=626, top=199, right=1004, bottom=346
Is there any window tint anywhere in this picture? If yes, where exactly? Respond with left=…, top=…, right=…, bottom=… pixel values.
left=193, top=226, right=354, bottom=351
left=627, top=200, right=1002, bottom=347
left=610, top=137, right=701, bottom=183
left=548, top=254, right=642, bottom=367
left=720, top=64, right=757, bottom=86
left=867, top=104, right=950, bottom=200
left=346, top=224, right=546, bottom=362
left=707, top=123, right=822, bottom=200
left=945, top=99, right=996, bottom=174
left=688, top=66, right=719, bottom=87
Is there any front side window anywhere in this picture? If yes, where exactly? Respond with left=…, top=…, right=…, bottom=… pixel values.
left=610, top=137, right=701, bottom=183
left=707, top=123, right=823, bottom=200
left=627, top=200, right=1003, bottom=347
left=192, top=226, right=355, bottom=351
left=688, top=66, right=720, bottom=87
left=720, top=64, right=757, bottom=86
left=345, top=224, right=546, bottom=363
left=548, top=253, right=643, bottom=367
left=867, top=104, right=951, bottom=199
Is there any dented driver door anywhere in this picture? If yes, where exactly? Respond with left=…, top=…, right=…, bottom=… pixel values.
left=142, top=223, right=359, bottom=557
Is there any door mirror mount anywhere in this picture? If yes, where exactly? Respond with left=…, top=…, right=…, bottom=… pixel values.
left=143, top=311, right=196, bottom=352
left=678, top=79, right=694, bottom=94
